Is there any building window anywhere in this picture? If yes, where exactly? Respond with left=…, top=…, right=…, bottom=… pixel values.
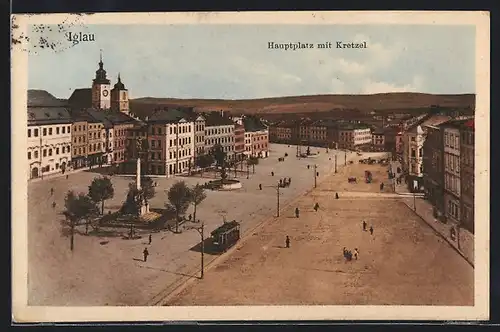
left=28, top=129, right=31, bottom=137
left=49, top=128, right=53, bottom=135
left=67, top=126, right=71, bottom=133
left=56, top=148, right=59, bottom=155
left=62, top=127, right=65, bottom=134
left=34, top=151, right=38, bottom=158
left=34, top=129, right=39, bottom=137
left=43, top=128, right=47, bottom=136
left=56, top=127, right=60, bottom=135
left=28, top=151, right=31, bottom=159
left=411, top=149, right=416, bottom=158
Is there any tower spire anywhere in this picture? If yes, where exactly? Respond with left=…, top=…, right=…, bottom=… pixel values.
left=118, top=72, right=121, bottom=82
left=100, top=49, right=103, bottom=63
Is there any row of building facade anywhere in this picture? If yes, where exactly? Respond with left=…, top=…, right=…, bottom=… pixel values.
left=419, top=118, right=475, bottom=234
left=27, top=58, right=269, bottom=179
left=398, top=112, right=475, bottom=234
left=268, top=118, right=404, bottom=153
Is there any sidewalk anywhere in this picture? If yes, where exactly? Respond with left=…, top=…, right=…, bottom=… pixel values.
left=28, top=165, right=111, bottom=183
left=390, top=161, right=474, bottom=267
left=400, top=194, right=474, bottom=267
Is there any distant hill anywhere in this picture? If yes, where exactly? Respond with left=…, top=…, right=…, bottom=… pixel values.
left=129, top=93, right=475, bottom=119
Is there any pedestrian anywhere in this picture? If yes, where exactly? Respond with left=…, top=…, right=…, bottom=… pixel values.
left=52, top=201, right=56, bottom=209
left=288, top=177, right=291, bottom=185
left=66, top=175, right=69, bottom=180
left=343, top=247, right=347, bottom=257
left=295, top=207, right=300, bottom=218
left=380, top=183, right=384, bottom=191
left=50, top=188, right=54, bottom=196
left=307, top=165, right=310, bottom=169
left=369, top=226, right=374, bottom=235
left=188, top=214, right=192, bottom=221
left=362, top=220, right=367, bottom=231
left=271, top=171, right=274, bottom=176
left=259, top=183, right=262, bottom=190
left=354, top=248, right=359, bottom=260
left=143, top=247, right=149, bottom=262
left=285, top=235, right=290, bottom=248
left=335, top=193, right=339, bottom=199
left=148, top=234, right=152, bottom=245
left=314, top=202, right=319, bottom=212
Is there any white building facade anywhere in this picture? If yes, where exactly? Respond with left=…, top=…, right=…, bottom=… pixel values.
left=244, top=132, right=253, bottom=158
left=165, top=119, right=195, bottom=177
left=28, top=109, right=73, bottom=179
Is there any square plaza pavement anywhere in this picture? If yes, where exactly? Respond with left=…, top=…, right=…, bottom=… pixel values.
left=167, top=160, right=474, bottom=306
left=28, top=144, right=380, bottom=306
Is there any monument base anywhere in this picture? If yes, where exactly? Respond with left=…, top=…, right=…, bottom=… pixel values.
left=139, top=203, right=150, bottom=216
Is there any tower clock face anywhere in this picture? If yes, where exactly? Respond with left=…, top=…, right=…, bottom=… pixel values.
left=102, top=89, right=109, bottom=97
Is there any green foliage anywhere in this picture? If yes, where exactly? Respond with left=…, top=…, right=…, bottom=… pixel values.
left=190, top=184, right=207, bottom=206
left=88, top=176, right=115, bottom=215
left=121, top=182, right=142, bottom=216
left=211, top=144, right=227, bottom=167
left=64, top=190, right=99, bottom=222
left=195, top=154, right=214, bottom=170
left=166, top=180, right=192, bottom=232
left=247, top=156, right=259, bottom=166
left=189, top=184, right=207, bottom=223
left=63, top=190, right=99, bottom=250
left=140, top=176, right=156, bottom=202
left=247, top=156, right=259, bottom=173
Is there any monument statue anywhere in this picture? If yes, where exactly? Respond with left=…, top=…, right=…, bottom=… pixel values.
left=134, top=136, right=149, bottom=216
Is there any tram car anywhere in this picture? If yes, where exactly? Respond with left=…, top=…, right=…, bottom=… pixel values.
left=210, top=220, right=241, bottom=252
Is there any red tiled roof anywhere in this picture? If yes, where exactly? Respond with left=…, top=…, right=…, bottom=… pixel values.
left=464, top=119, right=474, bottom=129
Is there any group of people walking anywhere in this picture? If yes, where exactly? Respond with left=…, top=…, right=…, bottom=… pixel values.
left=343, top=247, right=359, bottom=261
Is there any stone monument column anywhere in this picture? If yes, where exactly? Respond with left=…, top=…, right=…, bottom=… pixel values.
left=136, top=157, right=141, bottom=190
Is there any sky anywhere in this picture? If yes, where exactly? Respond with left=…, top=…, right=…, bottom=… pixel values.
left=27, top=24, right=476, bottom=99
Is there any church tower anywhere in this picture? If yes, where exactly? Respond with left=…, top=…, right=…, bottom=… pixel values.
left=111, top=73, right=130, bottom=115
left=91, top=51, right=111, bottom=109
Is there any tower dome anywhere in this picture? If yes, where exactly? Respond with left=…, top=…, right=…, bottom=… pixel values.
left=113, top=73, right=126, bottom=90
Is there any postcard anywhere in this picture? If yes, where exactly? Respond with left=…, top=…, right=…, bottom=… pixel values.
left=11, top=11, right=490, bottom=323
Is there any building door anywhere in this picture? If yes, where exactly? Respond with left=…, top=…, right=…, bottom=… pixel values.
left=31, top=167, right=39, bottom=179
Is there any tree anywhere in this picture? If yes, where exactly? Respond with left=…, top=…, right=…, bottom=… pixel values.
left=63, top=190, right=99, bottom=251
left=195, top=154, right=214, bottom=176
left=121, top=182, right=142, bottom=217
left=140, top=176, right=156, bottom=203
left=166, top=180, right=192, bottom=233
left=219, top=164, right=229, bottom=183
left=247, top=156, right=259, bottom=174
left=189, top=184, right=207, bottom=223
left=88, top=176, right=115, bottom=215
left=211, top=144, right=227, bottom=168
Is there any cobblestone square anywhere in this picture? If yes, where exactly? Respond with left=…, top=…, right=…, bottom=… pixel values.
left=27, top=144, right=473, bottom=306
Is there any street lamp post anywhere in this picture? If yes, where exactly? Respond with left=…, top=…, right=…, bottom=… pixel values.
left=344, top=150, right=347, bottom=166
left=314, top=164, right=318, bottom=188
left=334, top=154, right=338, bottom=173
left=276, top=182, right=280, bottom=217
left=185, top=222, right=205, bottom=279
left=246, top=165, right=249, bottom=179
left=413, top=189, right=416, bottom=211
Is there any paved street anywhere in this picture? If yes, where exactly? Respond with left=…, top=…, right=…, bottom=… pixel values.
left=28, top=144, right=375, bottom=306
left=167, top=161, right=474, bottom=306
